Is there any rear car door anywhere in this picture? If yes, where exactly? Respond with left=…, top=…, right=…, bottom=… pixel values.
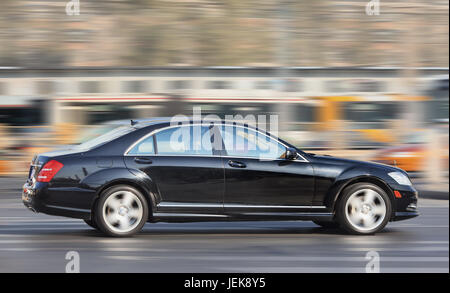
left=124, top=124, right=224, bottom=214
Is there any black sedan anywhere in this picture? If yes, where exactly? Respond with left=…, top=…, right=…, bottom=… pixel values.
left=22, top=118, right=419, bottom=237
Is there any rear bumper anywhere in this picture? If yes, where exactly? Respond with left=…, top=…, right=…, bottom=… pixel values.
left=22, top=182, right=92, bottom=220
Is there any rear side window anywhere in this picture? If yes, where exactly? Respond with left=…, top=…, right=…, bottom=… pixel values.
left=155, top=126, right=213, bottom=156
left=128, top=136, right=155, bottom=155
left=75, top=125, right=134, bottom=150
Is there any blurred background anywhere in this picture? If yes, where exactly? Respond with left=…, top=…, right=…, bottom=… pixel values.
left=0, top=0, right=448, bottom=191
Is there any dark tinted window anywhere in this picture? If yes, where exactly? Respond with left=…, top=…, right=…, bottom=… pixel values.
left=155, top=125, right=213, bottom=156
left=168, top=80, right=191, bottom=90
left=75, top=125, right=134, bottom=150
left=208, top=80, right=231, bottom=89
left=80, top=81, right=100, bottom=93
left=121, top=80, right=145, bottom=93
left=128, top=135, right=155, bottom=155
left=220, top=126, right=285, bottom=159
left=343, top=102, right=400, bottom=122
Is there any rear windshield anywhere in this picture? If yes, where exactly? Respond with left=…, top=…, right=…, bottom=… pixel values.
left=74, top=125, right=134, bottom=150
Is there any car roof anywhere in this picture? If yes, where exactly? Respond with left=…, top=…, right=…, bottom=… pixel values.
left=107, top=117, right=256, bottom=128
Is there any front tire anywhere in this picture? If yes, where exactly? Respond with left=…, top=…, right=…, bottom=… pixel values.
left=337, top=183, right=392, bottom=235
left=95, top=185, right=148, bottom=237
left=313, top=220, right=340, bottom=229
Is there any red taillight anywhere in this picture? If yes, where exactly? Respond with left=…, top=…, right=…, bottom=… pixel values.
left=394, top=190, right=402, bottom=198
left=37, top=160, right=64, bottom=182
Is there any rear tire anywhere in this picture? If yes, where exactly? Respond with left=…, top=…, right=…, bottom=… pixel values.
left=313, top=220, right=340, bottom=229
left=95, top=185, right=148, bottom=237
left=337, top=183, right=391, bottom=235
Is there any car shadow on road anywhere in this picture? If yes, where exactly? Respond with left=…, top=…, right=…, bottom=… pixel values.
left=7, top=226, right=397, bottom=238
left=0, top=221, right=397, bottom=238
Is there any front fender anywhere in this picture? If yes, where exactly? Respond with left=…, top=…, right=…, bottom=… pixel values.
left=324, top=167, right=395, bottom=212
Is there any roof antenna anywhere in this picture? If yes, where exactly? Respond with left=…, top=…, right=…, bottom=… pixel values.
left=394, top=160, right=397, bottom=167
left=130, top=119, right=138, bottom=126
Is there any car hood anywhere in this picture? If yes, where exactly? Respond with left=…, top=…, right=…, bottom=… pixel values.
left=308, top=153, right=404, bottom=173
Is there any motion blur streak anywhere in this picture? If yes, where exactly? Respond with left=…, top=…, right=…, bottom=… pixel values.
left=0, top=0, right=448, bottom=272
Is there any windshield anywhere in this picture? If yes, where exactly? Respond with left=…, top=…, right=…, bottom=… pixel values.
left=74, top=125, right=134, bottom=150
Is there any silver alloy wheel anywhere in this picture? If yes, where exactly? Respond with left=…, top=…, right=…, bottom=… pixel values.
left=102, top=190, right=143, bottom=233
left=344, top=188, right=387, bottom=232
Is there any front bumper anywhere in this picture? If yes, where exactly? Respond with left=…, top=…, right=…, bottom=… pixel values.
left=390, top=184, right=419, bottom=221
left=393, top=211, right=420, bottom=221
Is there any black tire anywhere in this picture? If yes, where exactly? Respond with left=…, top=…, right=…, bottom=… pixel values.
left=337, top=183, right=392, bottom=235
left=313, top=220, right=340, bottom=229
left=83, top=219, right=99, bottom=230
left=95, top=185, right=149, bottom=237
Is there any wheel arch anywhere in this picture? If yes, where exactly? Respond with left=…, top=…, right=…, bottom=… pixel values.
left=328, top=175, right=396, bottom=217
left=94, top=180, right=157, bottom=217
left=83, top=168, right=160, bottom=218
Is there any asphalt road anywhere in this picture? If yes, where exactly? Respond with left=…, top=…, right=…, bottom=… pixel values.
left=0, top=181, right=448, bottom=273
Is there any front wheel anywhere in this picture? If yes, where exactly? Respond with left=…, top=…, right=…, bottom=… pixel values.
left=313, top=220, right=340, bottom=229
left=95, top=185, right=148, bottom=237
left=337, top=183, right=392, bottom=235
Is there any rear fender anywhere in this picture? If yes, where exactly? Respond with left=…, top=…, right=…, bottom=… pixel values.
left=80, top=167, right=160, bottom=214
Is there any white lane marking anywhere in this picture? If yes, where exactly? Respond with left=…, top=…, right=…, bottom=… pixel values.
left=344, top=246, right=449, bottom=252
left=0, top=227, right=87, bottom=231
left=216, top=267, right=449, bottom=273
left=102, top=255, right=449, bottom=262
left=0, top=221, right=82, bottom=227
left=390, top=225, right=449, bottom=228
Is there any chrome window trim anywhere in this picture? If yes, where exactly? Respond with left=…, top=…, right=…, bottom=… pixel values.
left=123, top=123, right=309, bottom=162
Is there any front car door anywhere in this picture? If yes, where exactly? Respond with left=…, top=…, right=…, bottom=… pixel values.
left=124, top=124, right=224, bottom=214
left=219, top=124, right=315, bottom=213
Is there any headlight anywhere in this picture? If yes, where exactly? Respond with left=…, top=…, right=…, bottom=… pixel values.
left=388, top=171, right=412, bottom=186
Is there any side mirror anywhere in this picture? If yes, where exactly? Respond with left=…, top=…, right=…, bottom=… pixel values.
left=285, top=147, right=299, bottom=160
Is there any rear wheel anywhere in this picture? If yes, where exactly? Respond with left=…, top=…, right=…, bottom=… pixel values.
left=312, top=220, right=340, bottom=229
left=337, top=183, right=391, bottom=235
left=95, top=185, right=148, bottom=237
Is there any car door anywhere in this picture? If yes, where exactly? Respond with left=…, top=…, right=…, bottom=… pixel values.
left=219, top=124, right=315, bottom=213
left=124, top=124, right=224, bottom=214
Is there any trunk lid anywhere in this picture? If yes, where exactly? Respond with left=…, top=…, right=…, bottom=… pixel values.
left=27, top=147, right=81, bottom=182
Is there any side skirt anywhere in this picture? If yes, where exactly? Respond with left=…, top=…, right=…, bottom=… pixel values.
left=150, top=212, right=334, bottom=223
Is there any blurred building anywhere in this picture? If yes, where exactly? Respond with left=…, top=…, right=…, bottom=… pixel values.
left=0, top=1, right=448, bottom=175
left=0, top=66, right=448, bottom=144
left=0, top=1, right=448, bottom=68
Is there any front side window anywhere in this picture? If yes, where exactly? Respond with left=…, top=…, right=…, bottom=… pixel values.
left=220, top=126, right=286, bottom=160
left=155, top=125, right=213, bottom=156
